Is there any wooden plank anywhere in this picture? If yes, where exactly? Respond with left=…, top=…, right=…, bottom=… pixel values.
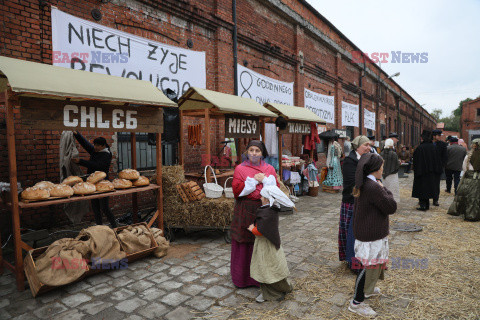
left=19, top=97, right=163, bottom=133
left=18, top=185, right=160, bottom=209
left=176, top=185, right=189, bottom=203
left=155, top=131, right=163, bottom=231
left=181, top=183, right=197, bottom=201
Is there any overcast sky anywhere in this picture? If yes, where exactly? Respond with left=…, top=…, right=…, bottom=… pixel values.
left=307, top=0, right=480, bottom=117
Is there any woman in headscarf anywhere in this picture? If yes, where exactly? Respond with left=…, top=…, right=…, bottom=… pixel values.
left=348, top=153, right=397, bottom=318
left=380, top=139, right=400, bottom=203
left=231, top=140, right=279, bottom=287
left=338, top=135, right=371, bottom=269
left=448, top=138, right=480, bottom=221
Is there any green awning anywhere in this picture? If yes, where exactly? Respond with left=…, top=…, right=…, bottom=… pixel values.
left=0, top=55, right=176, bottom=107
left=264, top=102, right=326, bottom=123
left=178, top=87, right=277, bottom=117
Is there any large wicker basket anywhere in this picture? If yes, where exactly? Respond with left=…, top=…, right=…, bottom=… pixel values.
left=203, top=165, right=223, bottom=198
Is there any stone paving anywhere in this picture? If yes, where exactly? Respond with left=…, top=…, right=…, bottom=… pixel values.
left=0, top=174, right=474, bottom=319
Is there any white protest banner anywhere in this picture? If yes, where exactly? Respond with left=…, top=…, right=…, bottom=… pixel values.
left=236, top=64, right=294, bottom=105
left=364, top=108, right=376, bottom=131
left=304, top=89, right=335, bottom=124
left=51, top=8, right=206, bottom=97
left=341, top=101, right=359, bottom=127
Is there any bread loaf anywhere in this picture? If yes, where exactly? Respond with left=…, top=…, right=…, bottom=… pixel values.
left=49, top=184, right=74, bottom=198
left=95, top=180, right=114, bottom=192
left=132, top=176, right=150, bottom=187
left=72, top=182, right=96, bottom=195
left=34, top=181, right=55, bottom=190
left=113, top=178, right=132, bottom=189
left=119, top=169, right=140, bottom=180
left=21, top=187, right=50, bottom=200
left=86, top=171, right=107, bottom=184
left=62, top=176, right=83, bottom=186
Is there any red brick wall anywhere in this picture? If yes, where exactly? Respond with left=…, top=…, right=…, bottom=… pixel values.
left=0, top=0, right=435, bottom=232
left=461, top=98, right=480, bottom=145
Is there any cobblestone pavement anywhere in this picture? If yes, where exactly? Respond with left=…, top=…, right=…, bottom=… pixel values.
left=0, top=174, right=477, bottom=319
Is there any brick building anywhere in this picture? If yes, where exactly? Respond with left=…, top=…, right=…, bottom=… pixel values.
left=460, top=97, right=480, bottom=146
left=0, top=0, right=436, bottom=230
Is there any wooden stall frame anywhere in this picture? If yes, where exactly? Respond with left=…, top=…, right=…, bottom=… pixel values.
left=2, top=88, right=166, bottom=291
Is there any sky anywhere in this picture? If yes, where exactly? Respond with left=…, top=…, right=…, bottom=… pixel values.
left=307, top=0, right=480, bottom=117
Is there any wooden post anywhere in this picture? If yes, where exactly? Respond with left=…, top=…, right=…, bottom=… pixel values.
left=278, top=130, right=283, bottom=180
left=179, top=110, right=184, bottom=167
left=156, top=132, right=163, bottom=231
left=205, top=109, right=212, bottom=182
left=260, top=119, right=265, bottom=143
left=130, top=133, right=138, bottom=223
left=5, top=91, right=24, bottom=291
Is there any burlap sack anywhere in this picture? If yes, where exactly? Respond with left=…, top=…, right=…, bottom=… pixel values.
left=76, top=225, right=126, bottom=261
left=117, top=225, right=152, bottom=254
left=151, top=228, right=169, bottom=258
left=34, top=238, right=90, bottom=286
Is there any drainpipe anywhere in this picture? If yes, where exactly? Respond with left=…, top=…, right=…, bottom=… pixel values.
left=232, top=0, right=238, bottom=95
left=358, top=61, right=365, bottom=135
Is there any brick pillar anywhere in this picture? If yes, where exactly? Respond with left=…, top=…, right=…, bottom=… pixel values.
left=335, top=53, right=342, bottom=130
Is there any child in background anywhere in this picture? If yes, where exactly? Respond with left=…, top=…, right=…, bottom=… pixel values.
left=248, top=185, right=295, bottom=303
left=348, top=153, right=397, bottom=318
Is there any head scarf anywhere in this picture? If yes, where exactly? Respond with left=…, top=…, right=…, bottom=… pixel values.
left=470, top=138, right=480, bottom=171
left=384, top=139, right=394, bottom=149
left=355, top=153, right=384, bottom=189
left=351, top=135, right=370, bottom=151
left=246, top=140, right=268, bottom=158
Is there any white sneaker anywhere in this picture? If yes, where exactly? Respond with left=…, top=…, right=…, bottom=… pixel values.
left=256, top=293, right=265, bottom=303
left=365, top=287, right=382, bottom=298
left=348, top=300, right=377, bottom=318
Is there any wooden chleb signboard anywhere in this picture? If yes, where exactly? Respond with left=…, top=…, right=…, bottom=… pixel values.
left=280, top=122, right=311, bottom=134
left=225, top=114, right=260, bottom=138
left=19, top=98, right=163, bottom=133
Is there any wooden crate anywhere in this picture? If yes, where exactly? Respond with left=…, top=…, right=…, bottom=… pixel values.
left=24, top=246, right=90, bottom=297
left=176, top=184, right=189, bottom=203
left=114, top=222, right=158, bottom=263
left=181, top=181, right=205, bottom=201
left=322, top=184, right=340, bottom=194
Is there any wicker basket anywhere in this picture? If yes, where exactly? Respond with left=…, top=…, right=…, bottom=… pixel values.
left=203, top=165, right=223, bottom=198
left=224, top=177, right=234, bottom=198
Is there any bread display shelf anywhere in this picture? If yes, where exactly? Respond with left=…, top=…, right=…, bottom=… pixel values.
left=16, top=184, right=160, bottom=209
left=21, top=195, right=71, bottom=204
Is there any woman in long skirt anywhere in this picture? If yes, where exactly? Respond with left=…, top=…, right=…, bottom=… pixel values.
left=230, top=140, right=279, bottom=287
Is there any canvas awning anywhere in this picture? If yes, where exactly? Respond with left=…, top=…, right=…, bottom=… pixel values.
left=264, top=102, right=326, bottom=124
left=0, top=55, right=177, bottom=107
left=178, top=87, right=277, bottom=117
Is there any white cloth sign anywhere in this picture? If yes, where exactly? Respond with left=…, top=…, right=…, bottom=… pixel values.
left=364, top=108, right=376, bottom=131
left=236, top=64, right=294, bottom=105
left=51, top=8, right=206, bottom=97
left=304, top=89, right=335, bottom=124
left=341, top=101, right=359, bottom=127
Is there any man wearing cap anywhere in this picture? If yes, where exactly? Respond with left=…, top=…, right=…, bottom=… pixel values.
left=432, top=129, right=448, bottom=206
left=368, top=135, right=379, bottom=154
left=412, top=130, right=442, bottom=211
left=445, top=137, right=467, bottom=194
left=389, top=132, right=399, bottom=148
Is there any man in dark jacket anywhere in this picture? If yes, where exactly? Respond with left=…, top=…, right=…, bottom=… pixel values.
left=412, top=130, right=443, bottom=210
left=432, top=129, right=448, bottom=206
left=445, top=137, right=467, bottom=194
left=73, top=131, right=117, bottom=228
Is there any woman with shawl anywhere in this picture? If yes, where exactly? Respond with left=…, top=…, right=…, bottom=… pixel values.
left=231, top=140, right=279, bottom=287
left=448, top=138, right=480, bottom=221
left=380, top=139, right=400, bottom=203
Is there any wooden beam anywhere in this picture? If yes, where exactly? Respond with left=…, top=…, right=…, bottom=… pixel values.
left=131, top=133, right=138, bottom=224
left=278, top=130, right=283, bottom=180
left=5, top=90, right=24, bottom=291
left=156, top=132, right=164, bottom=231
left=179, top=110, right=184, bottom=167
left=205, top=109, right=212, bottom=182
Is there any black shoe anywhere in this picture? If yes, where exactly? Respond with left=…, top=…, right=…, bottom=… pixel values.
left=416, top=207, right=427, bottom=211
left=433, top=201, right=439, bottom=206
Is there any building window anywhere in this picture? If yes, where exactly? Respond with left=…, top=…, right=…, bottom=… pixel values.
left=477, top=108, right=480, bottom=120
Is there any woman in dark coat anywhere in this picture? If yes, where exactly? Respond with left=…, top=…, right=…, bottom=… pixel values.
left=412, top=130, right=442, bottom=211
left=73, top=131, right=117, bottom=228
left=338, top=135, right=371, bottom=269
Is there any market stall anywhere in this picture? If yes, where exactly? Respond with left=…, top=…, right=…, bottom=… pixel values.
left=264, top=103, right=326, bottom=196
left=0, top=56, right=176, bottom=291
left=163, top=87, right=277, bottom=239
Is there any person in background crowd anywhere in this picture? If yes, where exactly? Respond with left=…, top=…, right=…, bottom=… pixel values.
left=231, top=140, right=279, bottom=288
left=459, top=138, right=468, bottom=151
left=432, top=129, right=448, bottom=206
left=348, top=153, right=397, bottom=318
left=73, top=132, right=117, bottom=228
left=398, top=145, right=412, bottom=173
left=338, top=135, right=371, bottom=270
left=379, top=136, right=387, bottom=151
left=343, top=136, right=352, bottom=157
left=389, top=132, right=399, bottom=149
left=412, top=130, right=442, bottom=211
left=448, top=138, right=480, bottom=221
left=368, top=135, right=379, bottom=154
left=380, top=139, right=400, bottom=203
left=445, top=137, right=467, bottom=194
